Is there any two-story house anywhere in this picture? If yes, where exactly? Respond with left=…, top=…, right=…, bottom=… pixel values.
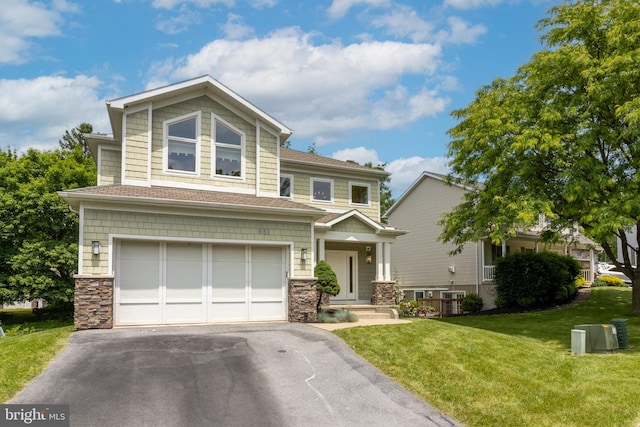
left=385, top=171, right=598, bottom=313
left=60, top=75, right=405, bottom=329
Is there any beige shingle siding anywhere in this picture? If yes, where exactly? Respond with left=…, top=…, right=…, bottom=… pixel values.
left=281, top=168, right=380, bottom=218
left=99, top=149, right=121, bottom=185
left=82, top=208, right=312, bottom=277
left=124, top=109, right=149, bottom=181
left=259, top=130, right=278, bottom=194
left=387, top=176, right=479, bottom=288
left=148, top=96, right=257, bottom=190
left=331, top=217, right=373, bottom=234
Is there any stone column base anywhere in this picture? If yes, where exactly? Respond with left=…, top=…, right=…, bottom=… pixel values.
left=371, top=281, right=396, bottom=305
left=74, top=275, right=114, bottom=330
left=288, top=278, right=321, bottom=322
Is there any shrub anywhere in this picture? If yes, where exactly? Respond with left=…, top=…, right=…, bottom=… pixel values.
left=591, top=279, right=608, bottom=287
left=598, top=275, right=625, bottom=287
left=495, top=251, right=581, bottom=309
left=461, top=293, right=484, bottom=313
left=315, top=260, right=340, bottom=312
left=574, top=276, right=587, bottom=288
left=398, top=300, right=436, bottom=318
left=317, top=309, right=358, bottom=323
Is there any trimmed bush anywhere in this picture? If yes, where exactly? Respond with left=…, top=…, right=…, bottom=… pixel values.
left=315, top=260, right=340, bottom=312
left=495, top=251, right=581, bottom=309
left=461, top=293, right=484, bottom=313
left=574, top=277, right=587, bottom=288
left=598, top=275, right=625, bottom=287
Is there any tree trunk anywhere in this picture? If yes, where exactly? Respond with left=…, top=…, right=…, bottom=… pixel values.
left=633, top=277, right=640, bottom=315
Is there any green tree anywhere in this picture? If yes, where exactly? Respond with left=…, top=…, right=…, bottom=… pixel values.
left=440, top=0, right=640, bottom=313
left=0, top=126, right=96, bottom=306
left=315, top=260, right=340, bottom=312
left=58, top=122, right=93, bottom=158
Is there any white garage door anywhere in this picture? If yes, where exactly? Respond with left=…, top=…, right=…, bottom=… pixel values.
left=115, top=241, right=286, bottom=326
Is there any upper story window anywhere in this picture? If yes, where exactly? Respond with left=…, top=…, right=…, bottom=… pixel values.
left=165, top=114, right=200, bottom=174
left=311, top=178, right=333, bottom=203
left=280, top=174, right=293, bottom=198
left=350, top=182, right=370, bottom=206
left=213, top=116, right=244, bottom=178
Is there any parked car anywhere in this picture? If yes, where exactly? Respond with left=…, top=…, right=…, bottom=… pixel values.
left=597, top=264, right=632, bottom=285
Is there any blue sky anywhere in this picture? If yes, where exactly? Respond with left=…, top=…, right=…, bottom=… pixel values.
left=0, top=0, right=555, bottom=196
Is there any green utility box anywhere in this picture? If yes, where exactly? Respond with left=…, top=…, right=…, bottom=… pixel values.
left=573, top=324, right=619, bottom=353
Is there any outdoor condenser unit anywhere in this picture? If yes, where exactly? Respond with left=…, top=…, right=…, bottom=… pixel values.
left=573, top=324, right=619, bottom=353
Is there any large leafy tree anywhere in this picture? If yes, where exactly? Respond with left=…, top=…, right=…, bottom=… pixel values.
left=440, top=0, right=640, bottom=312
left=0, top=125, right=96, bottom=306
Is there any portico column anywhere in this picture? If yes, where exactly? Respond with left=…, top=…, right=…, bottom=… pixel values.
left=318, top=238, right=325, bottom=262
left=376, top=242, right=384, bottom=281
left=384, top=242, right=392, bottom=281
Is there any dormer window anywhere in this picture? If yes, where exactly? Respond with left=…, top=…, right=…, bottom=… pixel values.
left=164, top=114, right=200, bottom=174
left=213, top=117, right=244, bottom=178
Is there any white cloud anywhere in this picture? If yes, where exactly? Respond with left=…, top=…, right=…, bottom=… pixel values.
left=436, top=16, right=486, bottom=44
left=443, top=0, right=504, bottom=10
left=332, top=146, right=381, bottom=165
left=0, top=75, right=109, bottom=150
left=222, top=13, right=254, bottom=40
left=327, top=0, right=390, bottom=20
left=156, top=7, right=202, bottom=34
left=250, top=0, right=277, bottom=8
left=147, top=27, right=446, bottom=144
left=387, top=156, right=450, bottom=196
left=370, top=5, right=433, bottom=42
left=0, top=0, right=73, bottom=64
left=151, top=0, right=234, bottom=9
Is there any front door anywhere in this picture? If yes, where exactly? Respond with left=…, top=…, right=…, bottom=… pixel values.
left=326, top=250, right=358, bottom=301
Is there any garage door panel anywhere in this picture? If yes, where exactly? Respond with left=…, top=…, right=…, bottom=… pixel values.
left=166, top=243, right=204, bottom=300
left=251, top=246, right=283, bottom=299
left=209, top=301, right=247, bottom=322
left=211, top=246, right=246, bottom=299
left=118, top=241, right=161, bottom=302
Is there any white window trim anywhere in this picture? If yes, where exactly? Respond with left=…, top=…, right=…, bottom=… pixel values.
left=212, top=114, right=246, bottom=181
left=310, top=177, right=334, bottom=204
left=162, top=112, right=201, bottom=176
left=349, top=181, right=371, bottom=207
left=280, top=173, right=294, bottom=199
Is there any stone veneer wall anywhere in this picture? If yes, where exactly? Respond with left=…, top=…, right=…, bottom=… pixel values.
left=74, top=275, right=114, bottom=330
left=288, top=278, right=329, bottom=322
left=371, top=281, right=396, bottom=305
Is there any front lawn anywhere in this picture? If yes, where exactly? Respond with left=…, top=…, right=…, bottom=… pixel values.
left=335, top=287, right=640, bottom=427
left=0, top=309, right=74, bottom=403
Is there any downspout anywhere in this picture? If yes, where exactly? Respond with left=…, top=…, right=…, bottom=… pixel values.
left=475, top=241, right=479, bottom=294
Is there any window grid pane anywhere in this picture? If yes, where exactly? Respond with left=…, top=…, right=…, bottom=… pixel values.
left=313, top=181, right=331, bottom=201
left=351, top=185, right=369, bottom=204
left=280, top=177, right=291, bottom=197
left=215, top=120, right=241, bottom=146
left=216, top=146, right=241, bottom=177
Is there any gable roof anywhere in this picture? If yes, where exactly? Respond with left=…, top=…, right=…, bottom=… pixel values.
left=59, top=185, right=325, bottom=217
left=315, top=210, right=407, bottom=236
left=385, top=171, right=479, bottom=217
left=105, top=75, right=293, bottom=143
left=280, top=147, right=389, bottom=177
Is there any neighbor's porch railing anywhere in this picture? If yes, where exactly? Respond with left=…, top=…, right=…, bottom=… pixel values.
left=484, top=265, right=593, bottom=283
left=483, top=265, right=496, bottom=282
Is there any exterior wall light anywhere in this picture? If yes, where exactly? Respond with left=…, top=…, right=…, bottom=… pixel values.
left=366, top=254, right=372, bottom=264
left=301, top=248, right=307, bottom=260
left=91, top=241, right=100, bottom=255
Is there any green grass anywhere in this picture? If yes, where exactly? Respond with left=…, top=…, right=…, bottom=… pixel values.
left=0, top=309, right=74, bottom=403
left=335, top=288, right=640, bottom=427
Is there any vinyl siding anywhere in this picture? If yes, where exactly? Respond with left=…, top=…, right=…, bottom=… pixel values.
left=82, top=208, right=312, bottom=277
left=99, top=148, right=121, bottom=186
left=259, top=130, right=278, bottom=194
left=387, top=176, right=480, bottom=289
left=123, top=109, right=149, bottom=182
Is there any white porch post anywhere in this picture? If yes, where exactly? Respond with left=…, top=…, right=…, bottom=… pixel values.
left=318, top=238, right=325, bottom=262
left=376, top=242, right=384, bottom=281
left=501, top=240, right=506, bottom=257
left=481, top=240, right=486, bottom=281
left=384, top=242, right=392, bottom=281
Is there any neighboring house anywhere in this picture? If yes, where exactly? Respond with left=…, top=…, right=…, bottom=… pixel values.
left=60, top=75, right=405, bottom=329
left=384, top=171, right=598, bottom=312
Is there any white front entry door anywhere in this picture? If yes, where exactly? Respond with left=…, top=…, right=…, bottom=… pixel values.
left=326, top=250, right=358, bottom=301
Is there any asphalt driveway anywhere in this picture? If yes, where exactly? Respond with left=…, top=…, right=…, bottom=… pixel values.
left=10, top=323, right=461, bottom=427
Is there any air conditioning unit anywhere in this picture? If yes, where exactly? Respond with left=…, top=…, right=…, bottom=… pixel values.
left=573, top=324, right=619, bottom=353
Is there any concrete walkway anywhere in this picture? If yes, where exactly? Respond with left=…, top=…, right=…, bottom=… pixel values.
left=310, top=318, right=412, bottom=331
